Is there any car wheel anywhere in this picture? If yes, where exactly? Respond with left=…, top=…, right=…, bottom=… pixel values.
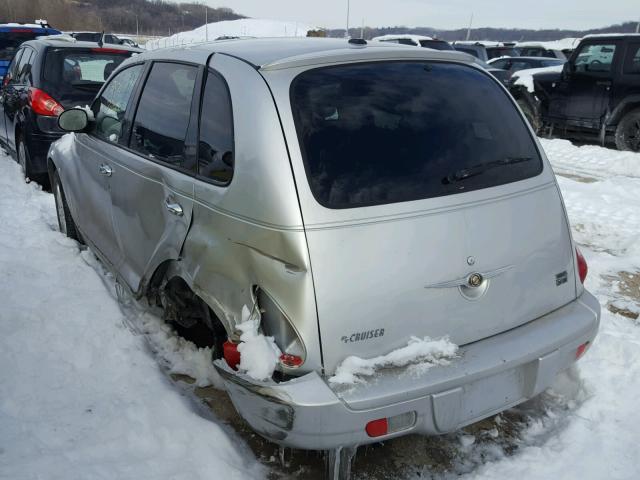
left=615, top=109, right=640, bottom=152
left=517, top=99, right=541, bottom=134
left=52, top=169, right=81, bottom=242
left=17, top=137, right=32, bottom=182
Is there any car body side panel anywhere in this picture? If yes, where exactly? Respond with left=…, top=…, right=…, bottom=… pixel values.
left=175, top=54, right=323, bottom=373
left=107, top=148, right=195, bottom=295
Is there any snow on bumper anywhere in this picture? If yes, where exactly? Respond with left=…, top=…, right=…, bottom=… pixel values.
left=214, top=291, right=600, bottom=451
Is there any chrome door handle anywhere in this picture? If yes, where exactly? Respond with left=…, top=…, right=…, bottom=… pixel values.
left=99, top=164, right=113, bottom=177
left=165, top=198, right=183, bottom=216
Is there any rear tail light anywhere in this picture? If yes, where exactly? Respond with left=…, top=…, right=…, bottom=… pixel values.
left=366, top=412, right=416, bottom=438
left=28, top=88, right=64, bottom=117
left=576, top=341, right=591, bottom=360
left=279, top=353, right=304, bottom=368
left=576, top=247, right=588, bottom=284
left=91, top=48, right=129, bottom=54
left=223, top=340, right=241, bottom=370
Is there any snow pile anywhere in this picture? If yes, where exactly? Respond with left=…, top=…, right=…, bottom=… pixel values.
left=236, top=306, right=281, bottom=381
left=329, top=336, right=458, bottom=385
left=0, top=151, right=262, bottom=479
left=513, top=64, right=564, bottom=92
left=542, top=138, right=640, bottom=180
left=146, top=18, right=315, bottom=50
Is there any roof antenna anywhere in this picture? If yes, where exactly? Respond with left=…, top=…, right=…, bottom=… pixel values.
left=98, top=31, right=104, bottom=47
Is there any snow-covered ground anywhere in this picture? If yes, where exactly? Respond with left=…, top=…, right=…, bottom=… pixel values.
left=1, top=138, right=639, bottom=479
left=145, top=18, right=316, bottom=50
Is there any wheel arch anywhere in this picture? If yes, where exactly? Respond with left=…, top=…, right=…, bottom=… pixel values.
left=606, top=96, right=640, bottom=127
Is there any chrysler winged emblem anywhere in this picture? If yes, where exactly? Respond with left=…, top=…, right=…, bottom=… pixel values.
left=425, top=265, right=513, bottom=289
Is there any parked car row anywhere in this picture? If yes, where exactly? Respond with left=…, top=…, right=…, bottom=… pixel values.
left=41, top=37, right=599, bottom=479
left=0, top=35, right=141, bottom=184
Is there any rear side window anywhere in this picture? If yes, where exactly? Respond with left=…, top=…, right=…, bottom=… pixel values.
left=0, top=32, right=39, bottom=61
left=197, top=71, right=234, bottom=184
left=91, top=64, right=143, bottom=143
left=624, top=43, right=640, bottom=74
left=13, top=48, right=33, bottom=84
left=130, top=62, right=198, bottom=171
left=290, top=61, right=542, bottom=209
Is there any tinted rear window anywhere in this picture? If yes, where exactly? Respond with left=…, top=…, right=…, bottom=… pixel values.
left=0, top=31, right=39, bottom=60
left=290, top=61, right=542, bottom=209
left=43, top=48, right=132, bottom=106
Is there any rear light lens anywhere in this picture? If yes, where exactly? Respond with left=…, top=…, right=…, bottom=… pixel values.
left=366, top=418, right=388, bottom=437
left=91, top=48, right=128, bottom=54
left=279, top=353, right=304, bottom=368
left=223, top=340, right=241, bottom=370
left=2, top=75, right=9, bottom=87
left=576, top=247, right=588, bottom=284
left=576, top=341, right=591, bottom=360
left=28, top=88, right=64, bottom=117
left=366, top=411, right=416, bottom=438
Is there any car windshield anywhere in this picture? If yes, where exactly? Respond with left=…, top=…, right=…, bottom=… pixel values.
left=43, top=48, right=133, bottom=106
left=0, top=31, right=40, bottom=60
left=290, top=61, right=542, bottom=209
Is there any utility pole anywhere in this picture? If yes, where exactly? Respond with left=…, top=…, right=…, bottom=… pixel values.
left=636, top=17, right=639, bottom=33
left=466, top=13, right=474, bottom=41
left=345, top=0, right=350, bottom=38
left=205, top=6, right=209, bottom=41
left=135, top=15, right=139, bottom=41
left=360, top=18, right=364, bottom=39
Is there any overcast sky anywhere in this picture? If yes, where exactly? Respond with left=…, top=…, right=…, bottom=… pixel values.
left=205, top=0, right=637, bottom=30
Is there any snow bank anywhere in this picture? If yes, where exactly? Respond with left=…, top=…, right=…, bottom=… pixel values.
left=0, top=151, right=262, bottom=479
left=542, top=137, right=640, bottom=180
left=513, top=64, right=564, bottom=92
left=146, top=18, right=315, bottom=50
left=329, top=336, right=458, bottom=385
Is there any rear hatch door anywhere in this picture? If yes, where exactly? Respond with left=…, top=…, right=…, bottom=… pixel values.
left=268, top=58, right=576, bottom=374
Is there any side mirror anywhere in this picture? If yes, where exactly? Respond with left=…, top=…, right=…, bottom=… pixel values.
left=58, top=108, right=89, bottom=132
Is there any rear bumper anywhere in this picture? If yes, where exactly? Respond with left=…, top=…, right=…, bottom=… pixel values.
left=27, top=132, right=63, bottom=174
left=214, top=290, right=600, bottom=450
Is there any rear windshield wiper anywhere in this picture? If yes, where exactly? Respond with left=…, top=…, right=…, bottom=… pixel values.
left=442, top=156, right=533, bottom=185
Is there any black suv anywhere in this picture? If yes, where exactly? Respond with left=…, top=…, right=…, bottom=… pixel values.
left=0, top=38, right=140, bottom=184
left=510, top=34, right=640, bottom=151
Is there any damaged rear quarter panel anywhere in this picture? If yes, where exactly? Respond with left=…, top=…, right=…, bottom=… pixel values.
left=176, top=53, right=323, bottom=373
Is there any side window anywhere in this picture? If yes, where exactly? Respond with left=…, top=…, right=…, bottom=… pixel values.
left=91, top=64, right=143, bottom=143
left=197, top=71, right=234, bottom=184
left=13, top=49, right=33, bottom=84
left=574, top=43, right=617, bottom=75
left=624, top=43, right=640, bottom=74
left=130, top=62, right=198, bottom=171
left=4, top=48, right=23, bottom=83
left=490, top=59, right=508, bottom=69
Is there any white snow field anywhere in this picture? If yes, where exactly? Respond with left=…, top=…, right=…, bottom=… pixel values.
left=1, top=137, right=640, bottom=479
left=0, top=154, right=263, bottom=478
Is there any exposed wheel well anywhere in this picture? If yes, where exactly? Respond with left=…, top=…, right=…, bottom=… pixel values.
left=147, top=262, right=228, bottom=353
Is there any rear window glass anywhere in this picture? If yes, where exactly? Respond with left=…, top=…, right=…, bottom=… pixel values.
left=43, top=48, right=132, bottom=105
left=290, top=61, right=542, bottom=209
left=0, top=32, right=39, bottom=60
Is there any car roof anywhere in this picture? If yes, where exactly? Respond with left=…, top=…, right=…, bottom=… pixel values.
left=0, top=24, right=60, bottom=34
left=581, top=33, right=640, bottom=41
left=135, top=37, right=473, bottom=70
left=22, top=38, right=142, bottom=53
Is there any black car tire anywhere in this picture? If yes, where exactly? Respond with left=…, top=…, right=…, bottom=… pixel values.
left=16, top=137, right=33, bottom=182
left=517, top=99, right=541, bottom=134
left=52, top=169, right=81, bottom=242
left=615, top=109, right=640, bottom=152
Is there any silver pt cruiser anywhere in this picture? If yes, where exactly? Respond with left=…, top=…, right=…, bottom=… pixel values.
left=49, top=38, right=600, bottom=475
